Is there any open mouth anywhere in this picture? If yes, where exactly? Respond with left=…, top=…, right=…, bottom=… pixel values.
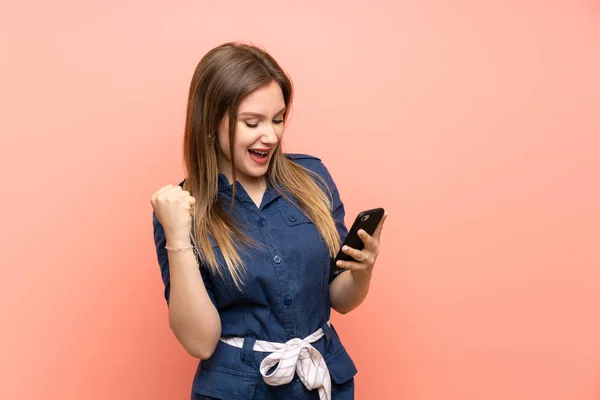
left=248, top=149, right=269, bottom=158
left=248, top=148, right=272, bottom=165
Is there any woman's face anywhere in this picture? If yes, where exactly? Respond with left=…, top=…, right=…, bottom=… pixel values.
left=217, top=80, right=286, bottom=186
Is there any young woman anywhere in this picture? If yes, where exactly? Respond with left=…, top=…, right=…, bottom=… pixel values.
left=151, top=42, right=388, bottom=400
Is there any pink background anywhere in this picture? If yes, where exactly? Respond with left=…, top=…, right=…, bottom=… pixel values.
left=2, top=1, right=600, bottom=399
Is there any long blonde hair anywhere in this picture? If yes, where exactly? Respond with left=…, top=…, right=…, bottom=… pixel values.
left=182, top=42, right=340, bottom=290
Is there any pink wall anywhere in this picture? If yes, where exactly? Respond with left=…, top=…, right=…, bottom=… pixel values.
left=2, top=1, right=599, bottom=399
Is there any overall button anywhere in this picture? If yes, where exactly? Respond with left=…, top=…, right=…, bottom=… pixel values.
left=273, top=255, right=282, bottom=264
left=257, top=218, right=266, bottom=227
left=284, top=296, right=292, bottom=306
left=289, top=214, right=297, bottom=222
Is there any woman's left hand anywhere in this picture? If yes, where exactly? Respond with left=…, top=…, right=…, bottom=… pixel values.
left=336, top=212, right=389, bottom=275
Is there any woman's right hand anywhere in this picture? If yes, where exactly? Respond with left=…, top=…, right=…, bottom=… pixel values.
left=150, top=184, right=196, bottom=245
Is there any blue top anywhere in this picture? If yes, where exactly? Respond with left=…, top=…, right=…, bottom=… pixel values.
left=152, top=154, right=357, bottom=399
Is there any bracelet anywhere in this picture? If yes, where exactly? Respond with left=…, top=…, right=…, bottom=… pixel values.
left=165, top=245, right=195, bottom=252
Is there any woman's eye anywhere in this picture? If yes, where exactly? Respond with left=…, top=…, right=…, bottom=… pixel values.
left=244, top=119, right=283, bottom=128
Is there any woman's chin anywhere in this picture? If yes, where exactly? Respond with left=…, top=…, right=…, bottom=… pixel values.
left=237, top=165, right=269, bottom=181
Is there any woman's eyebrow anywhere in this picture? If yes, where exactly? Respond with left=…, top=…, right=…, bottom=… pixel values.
left=239, top=107, right=287, bottom=118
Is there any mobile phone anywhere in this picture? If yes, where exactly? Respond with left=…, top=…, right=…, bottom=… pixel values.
left=332, top=207, right=385, bottom=272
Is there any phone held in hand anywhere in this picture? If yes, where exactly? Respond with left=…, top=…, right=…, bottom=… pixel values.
left=332, top=207, right=385, bottom=274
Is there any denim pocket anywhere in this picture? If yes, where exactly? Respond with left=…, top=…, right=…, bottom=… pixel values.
left=193, top=366, right=258, bottom=400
